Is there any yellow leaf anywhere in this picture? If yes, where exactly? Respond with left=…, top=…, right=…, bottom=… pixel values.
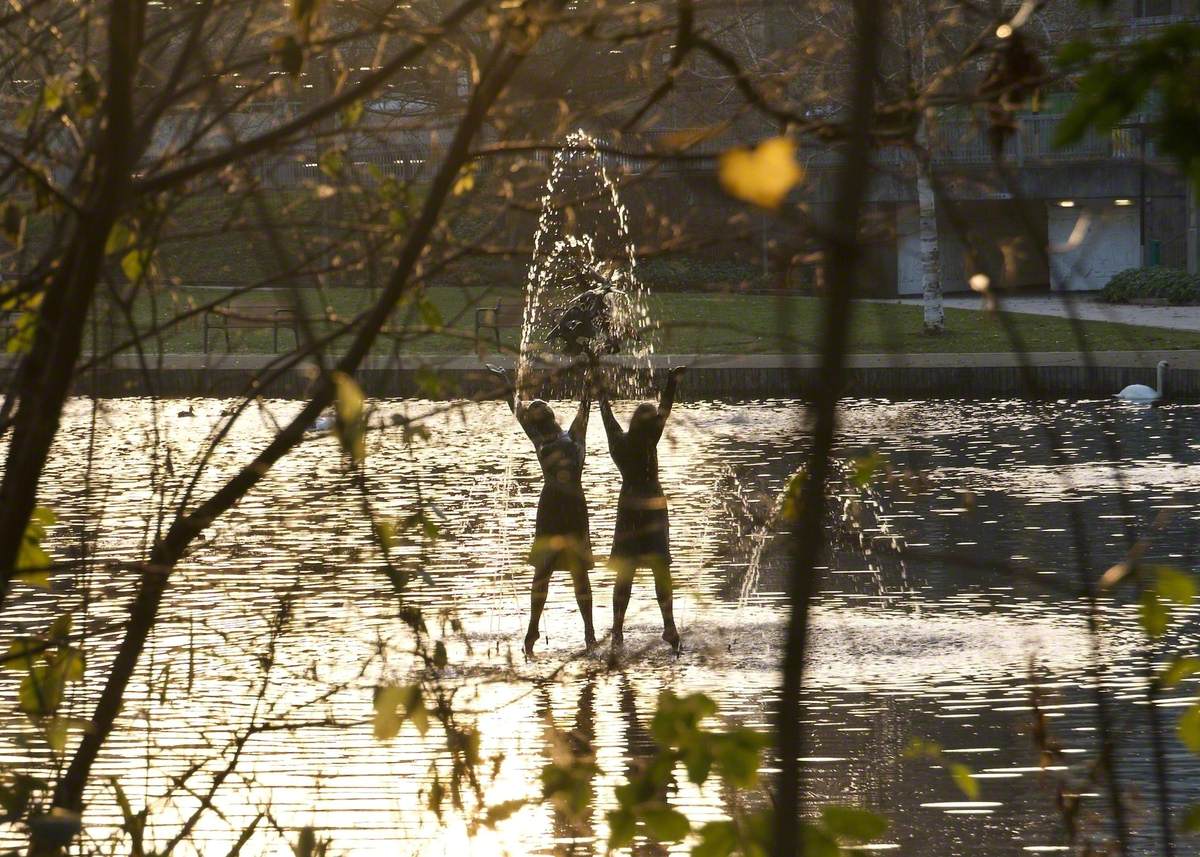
left=331, top=371, right=365, bottom=464
left=718, top=137, right=803, bottom=209
left=452, top=165, right=476, bottom=196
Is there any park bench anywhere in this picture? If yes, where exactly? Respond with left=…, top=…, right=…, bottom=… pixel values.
left=203, top=292, right=299, bottom=353
left=474, top=298, right=523, bottom=350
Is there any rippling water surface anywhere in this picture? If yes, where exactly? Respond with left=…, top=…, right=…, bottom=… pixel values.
left=4, top=397, right=1200, bottom=856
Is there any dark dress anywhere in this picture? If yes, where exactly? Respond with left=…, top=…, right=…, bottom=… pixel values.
left=601, top=378, right=676, bottom=565
left=527, top=423, right=594, bottom=572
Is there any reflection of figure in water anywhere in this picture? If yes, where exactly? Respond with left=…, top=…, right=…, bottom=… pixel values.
left=600, top=367, right=684, bottom=651
left=488, top=364, right=596, bottom=656
left=536, top=676, right=597, bottom=853
left=617, top=673, right=670, bottom=857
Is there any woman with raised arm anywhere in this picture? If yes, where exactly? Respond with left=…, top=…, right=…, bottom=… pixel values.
left=599, top=366, right=684, bottom=651
left=487, top=364, right=596, bottom=657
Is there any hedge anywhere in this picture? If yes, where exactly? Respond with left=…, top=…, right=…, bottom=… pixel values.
left=1100, top=267, right=1200, bottom=304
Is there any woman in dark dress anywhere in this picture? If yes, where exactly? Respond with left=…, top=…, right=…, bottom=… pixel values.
left=488, top=365, right=596, bottom=657
left=599, top=366, right=684, bottom=650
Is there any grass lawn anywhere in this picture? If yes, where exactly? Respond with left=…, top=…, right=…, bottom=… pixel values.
left=100, top=286, right=1200, bottom=355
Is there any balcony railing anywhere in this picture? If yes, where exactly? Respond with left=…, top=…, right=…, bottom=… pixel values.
left=224, top=112, right=1154, bottom=189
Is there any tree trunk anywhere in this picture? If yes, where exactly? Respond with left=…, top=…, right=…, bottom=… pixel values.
left=771, top=0, right=881, bottom=852
left=916, top=116, right=943, bottom=335
left=0, top=0, right=142, bottom=610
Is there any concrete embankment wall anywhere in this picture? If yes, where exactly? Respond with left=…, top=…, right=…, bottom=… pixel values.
left=56, top=351, right=1200, bottom=400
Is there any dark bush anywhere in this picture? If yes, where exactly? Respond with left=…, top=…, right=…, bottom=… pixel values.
left=1100, top=267, right=1200, bottom=304
left=636, top=256, right=767, bottom=291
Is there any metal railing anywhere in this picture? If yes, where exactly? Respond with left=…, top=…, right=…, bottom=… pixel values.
left=223, top=113, right=1152, bottom=189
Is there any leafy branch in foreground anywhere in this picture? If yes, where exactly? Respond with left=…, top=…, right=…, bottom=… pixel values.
left=596, top=691, right=887, bottom=856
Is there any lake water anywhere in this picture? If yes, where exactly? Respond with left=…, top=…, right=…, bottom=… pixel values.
left=3, top=396, right=1200, bottom=856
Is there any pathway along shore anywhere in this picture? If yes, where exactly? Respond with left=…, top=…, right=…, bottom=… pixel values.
left=27, top=350, right=1200, bottom=400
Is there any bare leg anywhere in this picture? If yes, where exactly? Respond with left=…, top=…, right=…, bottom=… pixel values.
left=651, top=557, right=679, bottom=651
left=526, top=561, right=553, bottom=657
left=611, top=560, right=636, bottom=647
left=570, top=565, right=597, bottom=648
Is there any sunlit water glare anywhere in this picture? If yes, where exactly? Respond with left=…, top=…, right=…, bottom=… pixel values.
left=3, top=397, right=1199, bottom=856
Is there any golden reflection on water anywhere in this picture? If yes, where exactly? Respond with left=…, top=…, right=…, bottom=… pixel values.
left=3, top=397, right=1200, bottom=855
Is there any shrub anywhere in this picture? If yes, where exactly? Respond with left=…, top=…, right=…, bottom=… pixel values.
left=635, top=256, right=767, bottom=291
left=1100, top=267, right=1200, bottom=304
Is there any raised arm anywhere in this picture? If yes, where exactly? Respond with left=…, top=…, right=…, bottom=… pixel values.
left=569, top=393, right=590, bottom=444
left=658, top=366, right=684, bottom=424
left=488, top=364, right=540, bottom=446
left=599, top=396, right=623, bottom=446
left=486, top=364, right=517, bottom=414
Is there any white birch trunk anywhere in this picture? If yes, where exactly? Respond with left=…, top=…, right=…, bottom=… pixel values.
left=916, top=131, right=943, bottom=334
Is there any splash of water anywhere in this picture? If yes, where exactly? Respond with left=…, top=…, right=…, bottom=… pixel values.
left=516, top=130, right=656, bottom=402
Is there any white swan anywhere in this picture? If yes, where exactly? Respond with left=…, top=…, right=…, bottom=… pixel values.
left=307, top=414, right=336, bottom=432
left=1117, top=360, right=1168, bottom=403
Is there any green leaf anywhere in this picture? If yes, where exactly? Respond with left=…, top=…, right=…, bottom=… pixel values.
left=121, top=248, right=150, bottom=283
left=44, top=717, right=68, bottom=753
left=409, top=701, right=429, bottom=736
left=372, top=684, right=421, bottom=740
left=418, top=296, right=443, bottom=331
left=374, top=520, right=396, bottom=549
left=1154, top=565, right=1196, bottom=606
left=712, top=729, right=769, bottom=788
left=541, top=758, right=595, bottom=818
left=821, top=805, right=889, bottom=842
left=650, top=691, right=717, bottom=746
left=105, top=222, right=132, bottom=255
left=341, top=100, right=364, bottom=128
left=1179, top=704, right=1200, bottom=753
left=851, top=452, right=883, bottom=488
left=693, top=820, right=738, bottom=857
left=950, top=763, right=980, bottom=800
left=15, top=507, right=56, bottom=587
left=331, top=371, right=366, bottom=464
left=1160, top=656, right=1200, bottom=687
left=1180, top=802, right=1200, bottom=833
left=4, top=638, right=42, bottom=671
left=1140, top=589, right=1170, bottom=639
left=41, top=77, right=66, bottom=111
left=19, top=664, right=64, bottom=716
left=640, top=805, right=690, bottom=842
left=800, top=823, right=840, bottom=857
left=54, top=646, right=84, bottom=682
left=682, top=744, right=713, bottom=785
left=1056, top=40, right=1095, bottom=67
left=606, top=807, right=636, bottom=850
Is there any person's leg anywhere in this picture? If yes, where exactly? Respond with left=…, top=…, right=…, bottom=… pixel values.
left=569, top=561, right=597, bottom=648
left=610, top=559, right=636, bottom=647
left=526, top=559, right=553, bottom=656
left=650, top=556, right=679, bottom=650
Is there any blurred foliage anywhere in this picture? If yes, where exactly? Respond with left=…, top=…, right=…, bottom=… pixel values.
left=601, top=691, right=887, bottom=856
left=1057, top=24, right=1200, bottom=187
left=1100, top=267, right=1200, bottom=305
